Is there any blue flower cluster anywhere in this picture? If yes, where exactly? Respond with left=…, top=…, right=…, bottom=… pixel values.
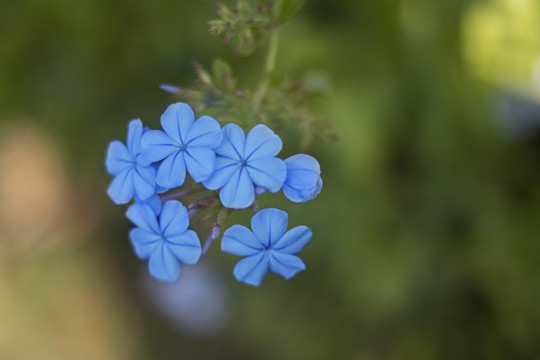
left=106, top=102, right=322, bottom=285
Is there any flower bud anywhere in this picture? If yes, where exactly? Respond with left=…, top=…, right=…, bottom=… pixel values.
left=203, top=224, right=221, bottom=254
left=159, top=84, right=180, bottom=94
left=282, top=154, right=322, bottom=203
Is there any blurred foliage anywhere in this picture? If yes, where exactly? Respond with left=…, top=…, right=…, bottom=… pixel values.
left=163, top=57, right=333, bottom=150
left=462, top=0, right=540, bottom=94
left=1, top=0, right=540, bottom=359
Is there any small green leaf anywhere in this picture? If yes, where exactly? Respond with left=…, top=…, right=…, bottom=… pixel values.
left=208, top=19, right=225, bottom=36
left=212, top=59, right=236, bottom=90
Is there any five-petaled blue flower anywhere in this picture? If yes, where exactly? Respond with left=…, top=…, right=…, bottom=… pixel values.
left=203, top=124, right=286, bottom=209
left=106, top=119, right=157, bottom=204
left=127, top=200, right=202, bottom=282
left=282, top=154, right=322, bottom=203
left=222, top=208, right=311, bottom=286
left=141, top=102, right=222, bottom=189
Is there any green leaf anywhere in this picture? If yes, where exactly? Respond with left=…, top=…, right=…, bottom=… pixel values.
left=302, top=71, right=331, bottom=96
left=212, top=59, right=236, bottom=90
left=207, top=19, right=225, bottom=36
left=271, top=0, right=305, bottom=24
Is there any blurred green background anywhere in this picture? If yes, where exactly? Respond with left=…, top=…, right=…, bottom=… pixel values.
left=1, top=0, right=540, bottom=359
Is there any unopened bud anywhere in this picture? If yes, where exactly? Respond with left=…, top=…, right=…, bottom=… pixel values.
left=192, top=61, right=213, bottom=85
left=211, top=224, right=221, bottom=240
left=159, top=84, right=180, bottom=94
left=202, top=224, right=221, bottom=254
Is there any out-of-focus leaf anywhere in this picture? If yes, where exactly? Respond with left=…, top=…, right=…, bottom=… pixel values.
left=212, top=59, right=236, bottom=90
left=272, top=0, right=305, bottom=24
left=302, top=72, right=331, bottom=96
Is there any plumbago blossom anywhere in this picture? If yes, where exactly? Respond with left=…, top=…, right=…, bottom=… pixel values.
left=106, top=119, right=156, bottom=204
left=222, top=208, right=312, bottom=286
left=105, top=102, right=322, bottom=285
left=105, top=0, right=328, bottom=289
left=127, top=200, right=201, bottom=282
left=203, top=123, right=286, bottom=209
left=141, top=103, right=222, bottom=188
left=282, top=154, right=322, bottom=203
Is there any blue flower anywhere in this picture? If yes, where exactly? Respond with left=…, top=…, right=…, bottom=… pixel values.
left=282, top=154, right=322, bottom=203
left=221, top=208, right=311, bottom=286
left=141, top=102, right=222, bottom=189
left=106, top=119, right=157, bottom=204
left=203, top=124, right=286, bottom=209
left=126, top=200, right=202, bottom=282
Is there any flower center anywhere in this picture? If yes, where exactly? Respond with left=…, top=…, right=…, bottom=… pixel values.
left=179, top=143, right=187, bottom=151
left=240, top=159, right=247, bottom=166
left=134, top=154, right=145, bottom=165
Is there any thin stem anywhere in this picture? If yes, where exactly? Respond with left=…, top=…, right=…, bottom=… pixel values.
left=264, top=27, right=280, bottom=74
left=160, top=186, right=208, bottom=202
left=250, top=28, right=280, bottom=124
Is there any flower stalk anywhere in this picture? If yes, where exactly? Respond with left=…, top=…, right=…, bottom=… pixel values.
left=250, top=28, right=280, bottom=124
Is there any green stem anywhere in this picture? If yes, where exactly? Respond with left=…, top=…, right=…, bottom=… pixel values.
left=250, top=28, right=280, bottom=124
left=264, top=28, right=280, bottom=74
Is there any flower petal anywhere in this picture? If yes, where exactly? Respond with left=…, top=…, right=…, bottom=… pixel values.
left=222, top=225, right=264, bottom=256
left=313, top=177, right=323, bottom=197
left=156, top=151, right=186, bottom=188
left=136, top=193, right=162, bottom=216
left=233, top=252, right=269, bottom=286
left=126, top=202, right=160, bottom=233
left=184, top=146, right=216, bottom=183
left=149, top=243, right=181, bottom=282
left=272, top=225, right=312, bottom=254
left=202, top=157, right=239, bottom=190
left=166, top=229, right=201, bottom=264
left=129, top=228, right=162, bottom=259
left=251, top=208, right=288, bottom=247
left=185, top=115, right=223, bottom=148
left=244, top=124, right=282, bottom=160
left=284, top=154, right=320, bottom=189
left=268, top=252, right=305, bottom=280
left=105, top=140, right=132, bottom=175
left=214, top=123, right=245, bottom=160
left=159, top=200, right=189, bottom=237
left=282, top=178, right=322, bottom=203
left=246, top=157, right=286, bottom=192
left=160, top=103, right=194, bottom=144
left=133, top=165, right=156, bottom=201
left=127, top=119, right=144, bottom=156
left=141, top=130, right=179, bottom=162
left=107, top=168, right=135, bottom=204
left=219, top=167, right=255, bottom=209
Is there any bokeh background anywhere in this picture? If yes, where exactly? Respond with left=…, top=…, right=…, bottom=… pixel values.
left=1, top=0, right=540, bottom=359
